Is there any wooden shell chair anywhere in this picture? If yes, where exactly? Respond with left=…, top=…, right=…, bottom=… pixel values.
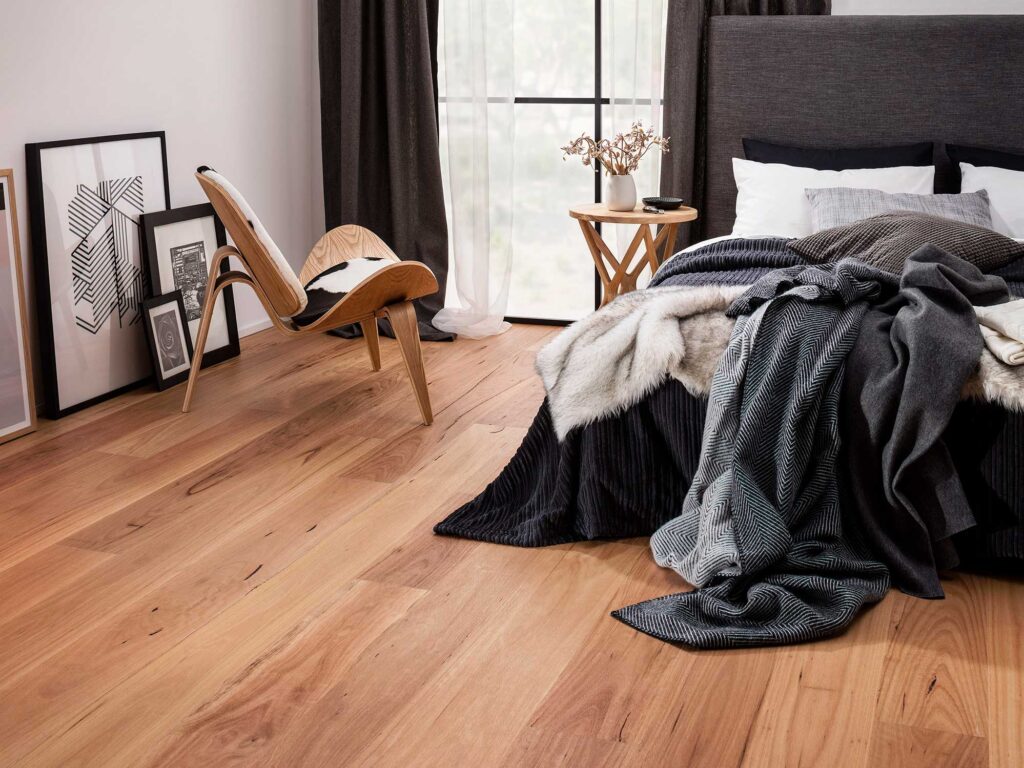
left=185, top=168, right=439, bottom=424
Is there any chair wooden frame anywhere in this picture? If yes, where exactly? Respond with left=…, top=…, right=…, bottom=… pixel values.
left=184, top=173, right=439, bottom=425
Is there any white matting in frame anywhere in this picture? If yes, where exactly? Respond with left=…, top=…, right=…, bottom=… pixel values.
left=27, top=132, right=169, bottom=418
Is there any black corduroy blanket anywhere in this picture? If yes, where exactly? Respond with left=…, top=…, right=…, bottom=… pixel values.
left=434, top=238, right=793, bottom=545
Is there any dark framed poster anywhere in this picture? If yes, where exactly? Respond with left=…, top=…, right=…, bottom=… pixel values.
left=26, top=132, right=170, bottom=419
left=140, top=203, right=239, bottom=368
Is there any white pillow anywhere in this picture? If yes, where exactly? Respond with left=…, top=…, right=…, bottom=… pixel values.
left=731, top=158, right=935, bottom=238
left=960, top=162, right=1024, bottom=239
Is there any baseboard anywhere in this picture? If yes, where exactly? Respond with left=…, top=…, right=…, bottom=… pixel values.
left=27, top=315, right=277, bottom=415
left=238, top=317, right=274, bottom=338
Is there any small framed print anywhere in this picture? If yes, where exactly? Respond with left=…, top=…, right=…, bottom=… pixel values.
left=26, top=131, right=171, bottom=418
left=142, top=291, right=194, bottom=390
left=140, top=203, right=239, bottom=368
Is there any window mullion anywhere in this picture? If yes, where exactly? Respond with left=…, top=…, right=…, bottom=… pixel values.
left=593, top=0, right=602, bottom=309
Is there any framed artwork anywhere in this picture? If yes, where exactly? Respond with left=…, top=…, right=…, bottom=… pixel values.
left=142, top=291, right=194, bottom=390
left=140, top=203, right=239, bottom=368
left=0, top=169, right=36, bottom=443
left=26, top=131, right=170, bottom=419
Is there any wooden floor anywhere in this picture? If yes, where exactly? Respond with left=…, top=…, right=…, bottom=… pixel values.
left=0, top=325, right=1021, bottom=767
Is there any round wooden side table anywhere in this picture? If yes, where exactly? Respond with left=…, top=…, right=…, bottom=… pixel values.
left=569, top=203, right=698, bottom=307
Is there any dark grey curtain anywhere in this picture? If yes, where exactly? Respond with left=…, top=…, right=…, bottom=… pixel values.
left=318, top=0, right=453, bottom=340
left=660, top=0, right=831, bottom=248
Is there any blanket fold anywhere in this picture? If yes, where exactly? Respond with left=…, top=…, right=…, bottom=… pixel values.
left=980, top=325, right=1024, bottom=366
left=976, top=297, right=1024, bottom=341
left=976, top=298, right=1024, bottom=366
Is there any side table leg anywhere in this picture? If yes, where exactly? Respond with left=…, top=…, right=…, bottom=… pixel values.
left=610, top=227, right=647, bottom=299
left=641, top=224, right=660, bottom=278
left=660, top=223, right=679, bottom=264
left=578, top=220, right=614, bottom=306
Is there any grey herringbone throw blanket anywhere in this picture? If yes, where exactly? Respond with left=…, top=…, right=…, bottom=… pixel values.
left=613, top=259, right=895, bottom=649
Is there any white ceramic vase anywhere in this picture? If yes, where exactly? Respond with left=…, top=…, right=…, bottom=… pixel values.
left=605, top=173, right=637, bottom=212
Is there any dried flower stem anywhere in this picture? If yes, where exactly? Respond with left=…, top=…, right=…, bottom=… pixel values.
left=561, top=120, right=669, bottom=176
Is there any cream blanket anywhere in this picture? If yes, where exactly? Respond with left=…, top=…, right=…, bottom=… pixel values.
left=976, top=298, right=1024, bottom=365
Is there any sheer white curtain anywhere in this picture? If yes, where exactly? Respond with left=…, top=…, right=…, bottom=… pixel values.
left=604, top=0, right=668, bottom=267
left=436, top=0, right=667, bottom=334
left=433, top=0, right=514, bottom=338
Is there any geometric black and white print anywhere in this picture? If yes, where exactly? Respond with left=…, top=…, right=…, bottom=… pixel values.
left=68, top=176, right=147, bottom=334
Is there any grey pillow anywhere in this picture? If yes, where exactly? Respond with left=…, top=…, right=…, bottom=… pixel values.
left=790, top=211, right=1024, bottom=275
left=805, top=187, right=992, bottom=231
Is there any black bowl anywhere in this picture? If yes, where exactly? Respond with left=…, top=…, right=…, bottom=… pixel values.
left=642, top=196, right=685, bottom=210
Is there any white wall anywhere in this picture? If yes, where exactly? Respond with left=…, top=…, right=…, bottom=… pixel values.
left=0, top=0, right=322, bottom=349
left=834, top=0, right=1024, bottom=13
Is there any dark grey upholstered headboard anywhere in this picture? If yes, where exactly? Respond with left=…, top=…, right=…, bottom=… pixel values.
left=703, top=16, right=1024, bottom=239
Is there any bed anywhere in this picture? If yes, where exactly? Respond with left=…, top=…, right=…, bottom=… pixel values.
left=436, top=15, right=1024, bottom=648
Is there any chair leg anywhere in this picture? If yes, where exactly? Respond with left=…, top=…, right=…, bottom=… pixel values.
left=384, top=301, right=433, bottom=426
left=360, top=318, right=381, bottom=371
left=181, top=286, right=222, bottom=413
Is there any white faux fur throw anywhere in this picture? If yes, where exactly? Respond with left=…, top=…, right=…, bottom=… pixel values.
left=537, top=285, right=1024, bottom=440
left=536, top=285, right=747, bottom=439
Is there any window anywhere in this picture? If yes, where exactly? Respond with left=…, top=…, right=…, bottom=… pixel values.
left=439, top=0, right=666, bottom=324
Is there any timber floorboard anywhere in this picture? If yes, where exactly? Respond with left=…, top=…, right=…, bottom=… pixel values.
left=0, top=325, right=1021, bottom=768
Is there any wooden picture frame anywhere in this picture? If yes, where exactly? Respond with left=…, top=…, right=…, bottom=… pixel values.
left=0, top=169, right=37, bottom=443
left=140, top=203, right=239, bottom=368
left=142, top=291, right=194, bottom=390
left=25, top=131, right=171, bottom=418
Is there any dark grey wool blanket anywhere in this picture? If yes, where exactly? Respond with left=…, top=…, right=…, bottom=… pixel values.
left=840, top=247, right=1010, bottom=598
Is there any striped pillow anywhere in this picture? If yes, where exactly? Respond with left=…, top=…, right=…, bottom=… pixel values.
left=805, top=187, right=992, bottom=232
left=790, top=211, right=1024, bottom=275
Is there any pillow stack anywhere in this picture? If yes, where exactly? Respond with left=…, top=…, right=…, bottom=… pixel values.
left=732, top=140, right=937, bottom=238
left=730, top=140, right=1024, bottom=279
left=731, top=159, right=934, bottom=238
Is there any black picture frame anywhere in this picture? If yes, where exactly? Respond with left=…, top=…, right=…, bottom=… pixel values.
left=142, top=291, right=195, bottom=390
left=139, top=203, right=240, bottom=368
left=25, top=131, right=171, bottom=419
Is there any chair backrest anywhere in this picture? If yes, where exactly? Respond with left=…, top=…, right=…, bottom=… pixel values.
left=195, top=168, right=307, bottom=317
left=299, top=224, right=400, bottom=286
